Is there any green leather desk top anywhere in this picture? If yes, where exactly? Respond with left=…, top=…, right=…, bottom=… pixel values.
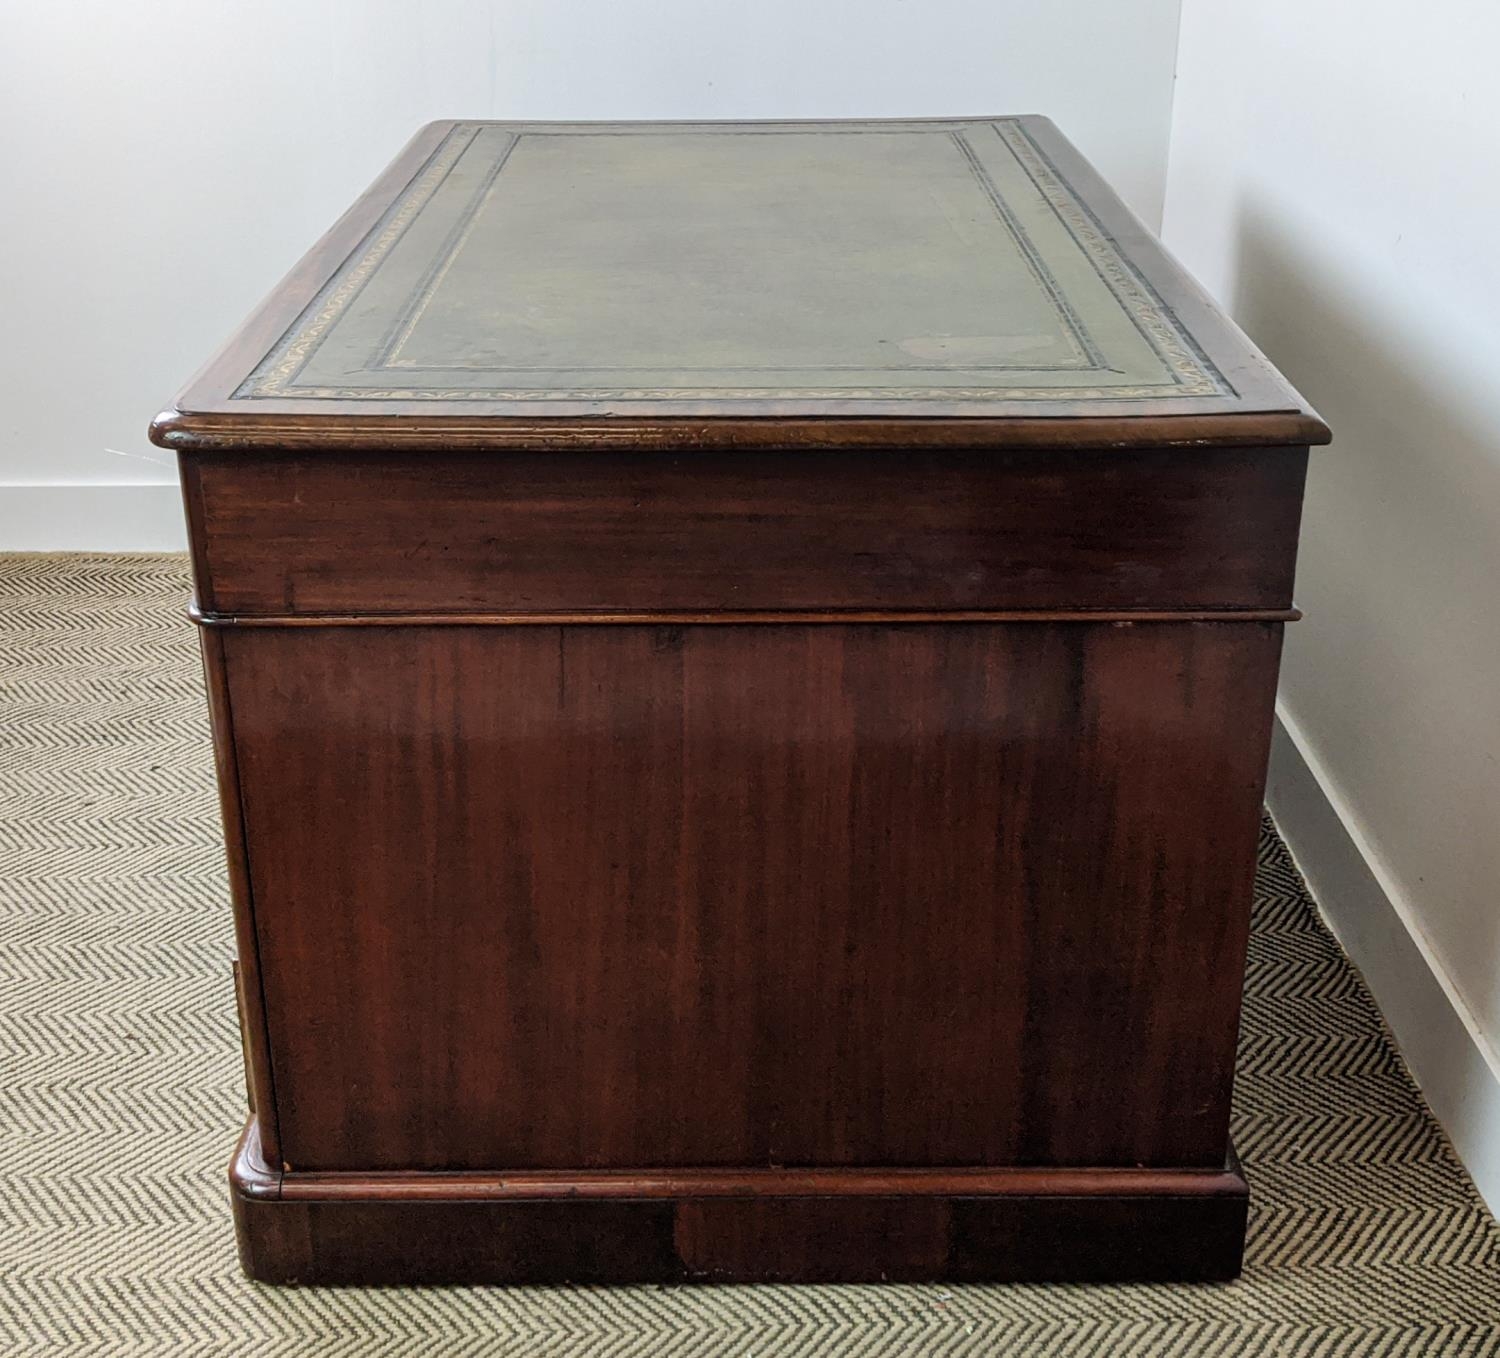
left=155, top=118, right=1326, bottom=450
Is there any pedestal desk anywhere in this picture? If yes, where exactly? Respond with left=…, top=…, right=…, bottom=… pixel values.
left=151, top=118, right=1329, bottom=1285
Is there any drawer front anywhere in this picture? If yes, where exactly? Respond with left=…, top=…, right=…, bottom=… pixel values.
left=183, top=447, right=1306, bottom=617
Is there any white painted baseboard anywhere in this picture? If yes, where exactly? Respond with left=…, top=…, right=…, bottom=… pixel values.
left=0, top=483, right=187, bottom=551
left=1268, top=707, right=1500, bottom=1214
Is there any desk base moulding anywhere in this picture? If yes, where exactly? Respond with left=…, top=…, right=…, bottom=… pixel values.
left=229, top=1122, right=1251, bottom=1285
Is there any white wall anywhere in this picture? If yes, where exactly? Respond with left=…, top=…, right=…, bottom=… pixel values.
left=0, top=0, right=1185, bottom=549
left=1165, top=2, right=1500, bottom=1207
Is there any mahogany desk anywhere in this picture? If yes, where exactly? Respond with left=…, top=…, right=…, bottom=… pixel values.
left=151, top=118, right=1329, bottom=1284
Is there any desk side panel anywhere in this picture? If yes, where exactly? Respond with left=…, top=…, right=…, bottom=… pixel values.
left=220, top=619, right=1280, bottom=1173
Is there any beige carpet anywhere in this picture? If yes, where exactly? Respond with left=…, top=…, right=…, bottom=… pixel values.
left=3, top=553, right=1499, bottom=1356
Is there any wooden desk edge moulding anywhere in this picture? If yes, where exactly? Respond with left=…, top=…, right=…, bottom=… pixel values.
left=154, top=115, right=1328, bottom=1286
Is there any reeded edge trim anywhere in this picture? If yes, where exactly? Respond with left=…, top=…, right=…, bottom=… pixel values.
left=190, top=603, right=1301, bottom=629
left=230, top=1121, right=1246, bottom=1205
left=152, top=408, right=1331, bottom=452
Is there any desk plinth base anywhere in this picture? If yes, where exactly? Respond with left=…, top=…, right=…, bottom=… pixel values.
left=229, top=1122, right=1248, bottom=1285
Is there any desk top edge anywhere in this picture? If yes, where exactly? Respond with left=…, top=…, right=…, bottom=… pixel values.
left=153, top=116, right=1329, bottom=453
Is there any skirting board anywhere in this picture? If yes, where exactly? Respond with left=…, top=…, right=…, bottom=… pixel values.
left=0, top=483, right=186, bottom=551
left=1267, top=707, right=1500, bottom=1214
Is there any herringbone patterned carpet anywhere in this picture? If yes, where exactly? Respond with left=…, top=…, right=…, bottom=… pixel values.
left=3, top=554, right=1499, bottom=1356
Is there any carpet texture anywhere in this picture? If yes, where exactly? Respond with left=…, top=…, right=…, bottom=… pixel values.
left=2, top=553, right=1499, bottom=1356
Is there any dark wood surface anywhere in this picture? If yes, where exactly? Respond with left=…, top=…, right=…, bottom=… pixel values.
left=182, top=446, right=1307, bottom=618
left=197, top=628, right=280, bottom=1165
left=157, top=114, right=1323, bottom=1283
left=230, top=1122, right=1250, bottom=1284
left=218, top=619, right=1279, bottom=1175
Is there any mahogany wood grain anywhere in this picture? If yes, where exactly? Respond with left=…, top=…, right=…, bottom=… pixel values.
left=182, top=447, right=1307, bottom=617
left=197, top=629, right=280, bottom=1164
left=219, top=619, right=1280, bottom=1175
left=193, top=606, right=1302, bottom=627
